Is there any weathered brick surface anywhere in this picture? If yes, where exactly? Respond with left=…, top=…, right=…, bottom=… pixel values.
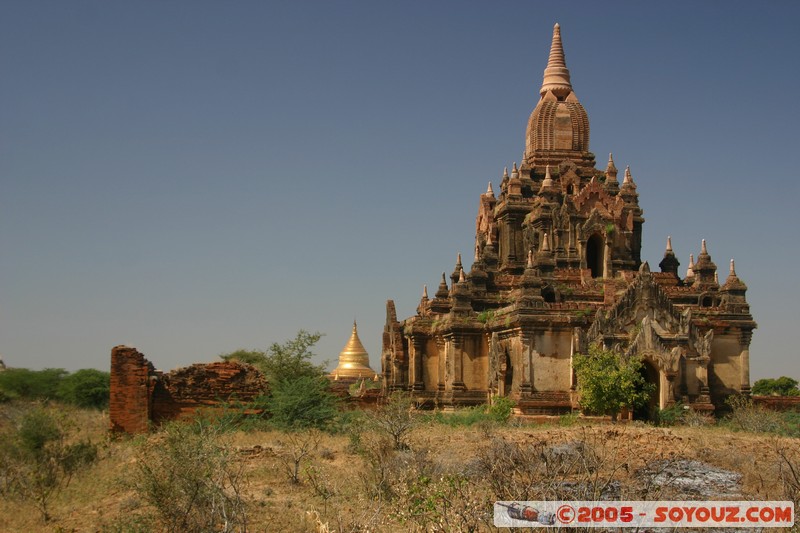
left=110, top=346, right=267, bottom=434
left=752, top=395, right=800, bottom=411
left=152, top=362, right=267, bottom=423
left=109, top=345, right=157, bottom=434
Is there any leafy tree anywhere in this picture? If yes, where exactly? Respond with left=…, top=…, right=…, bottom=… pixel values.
left=267, top=375, right=339, bottom=431
left=752, top=376, right=800, bottom=396
left=57, top=369, right=110, bottom=409
left=220, top=330, right=326, bottom=383
left=573, top=345, right=654, bottom=422
left=0, top=406, right=98, bottom=522
left=220, top=331, right=340, bottom=431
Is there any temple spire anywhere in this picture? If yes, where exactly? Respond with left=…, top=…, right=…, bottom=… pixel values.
left=541, top=233, right=551, bottom=252
left=659, top=235, right=680, bottom=276
left=434, top=272, right=449, bottom=299
left=540, top=23, right=573, bottom=98
left=623, top=165, right=635, bottom=185
left=606, top=153, right=618, bottom=181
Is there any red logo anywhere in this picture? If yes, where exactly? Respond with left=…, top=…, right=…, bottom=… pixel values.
left=557, top=504, right=575, bottom=524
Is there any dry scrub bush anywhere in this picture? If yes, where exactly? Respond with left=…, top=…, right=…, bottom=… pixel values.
left=356, top=430, right=491, bottom=532
left=276, top=430, right=320, bottom=484
left=727, top=394, right=785, bottom=434
left=681, top=408, right=715, bottom=427
left=775, top=440, right=800, bottom=510
left=474, top=427, right=631, bottom=502
left=0, top=404, right=98, bottom=522
left=366, top=391, right=417, bottom=450
left=391, top=471, right=491, bottom=532
left=127, top=421, right=248, bottom=533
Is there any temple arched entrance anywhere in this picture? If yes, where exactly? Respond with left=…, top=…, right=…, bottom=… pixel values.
left=633, top=359, right=660, bottom=420
left=586, top=233, right=604, bottom=278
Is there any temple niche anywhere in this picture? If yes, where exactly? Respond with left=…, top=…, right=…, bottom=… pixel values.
left=382, top=24, right=756, bottom=417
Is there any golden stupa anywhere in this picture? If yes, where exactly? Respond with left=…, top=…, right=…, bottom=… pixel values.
left=331, top=321, right=376, bottom=380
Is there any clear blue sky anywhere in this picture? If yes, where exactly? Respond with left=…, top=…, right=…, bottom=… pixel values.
left=1, top=1, right=798, bottom=382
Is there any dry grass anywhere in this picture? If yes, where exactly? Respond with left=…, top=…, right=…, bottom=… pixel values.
left=1, top=407, right=799, bottom=532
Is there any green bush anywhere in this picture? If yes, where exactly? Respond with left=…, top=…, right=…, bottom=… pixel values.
left=427, top=406, right=487, bottom=427
left=0, top=368, right=67, bottom=400
left=424, top=397, right=515, bottom=428
left=558, top=412, right=580, bottom=426
left=0, top=367, right=109, bottom=409
left=780, top=411, right=800, bottom=437
left=268, top=376, right=339, bottom=431
left=573, top=345, right=654, bottom=422
left=487, top=396, right=514, bottom=422
left=655, top=402, right=686, bottom=426
left=57, top=369, right=110, bottom=409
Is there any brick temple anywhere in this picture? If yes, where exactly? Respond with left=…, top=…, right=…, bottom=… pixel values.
left=381, top=24, right=756, bottom=416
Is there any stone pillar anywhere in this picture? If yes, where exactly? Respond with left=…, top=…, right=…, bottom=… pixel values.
left=664, top=372, right=677, bottom=407
left=603, top=237, right=612, bottom=278
left=695, top=355, right=711, bottom=405
left=697, top=356, right=710, bottom=394
left=449, top=334, right=466, bottom=391
left=519, top=330, right=533, bottom=395
left=411, top=335, right=425, bottom=391
left=740, top=330, right=752, bottom=395
left=435, top=336, right=446, bottom=391
left=578, top=239, right=587, bottom=270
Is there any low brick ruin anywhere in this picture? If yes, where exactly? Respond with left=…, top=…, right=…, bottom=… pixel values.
left=109, top=345, right=267, bottom=434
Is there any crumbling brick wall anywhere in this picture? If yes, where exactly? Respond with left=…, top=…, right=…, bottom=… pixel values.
left=109, top=346, right=267, bottom=434
left=752, top=395, right=800, bottom=411
left=151, top=362, right=267, bottom=423
left=110, top=345, right=157, bottom=434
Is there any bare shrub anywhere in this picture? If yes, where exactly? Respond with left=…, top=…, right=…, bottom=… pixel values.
left=682, top=408, right=715, bottom=427
left=393, top=473, right=491, bottom=532
left=475, top=427, right=631, bottom=502
left=726, top=394, right=784, bottom=434
left=775, top=440, right=800, bottom=509
left=129, top=421, right=248, bottom=533
left=367, top=391, right=417, bottom=450
left=0, top=404, right=98, bottom=522
left=358, top=432, right=400, bottom=501
left=276, top=430, right=320, bottom=484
